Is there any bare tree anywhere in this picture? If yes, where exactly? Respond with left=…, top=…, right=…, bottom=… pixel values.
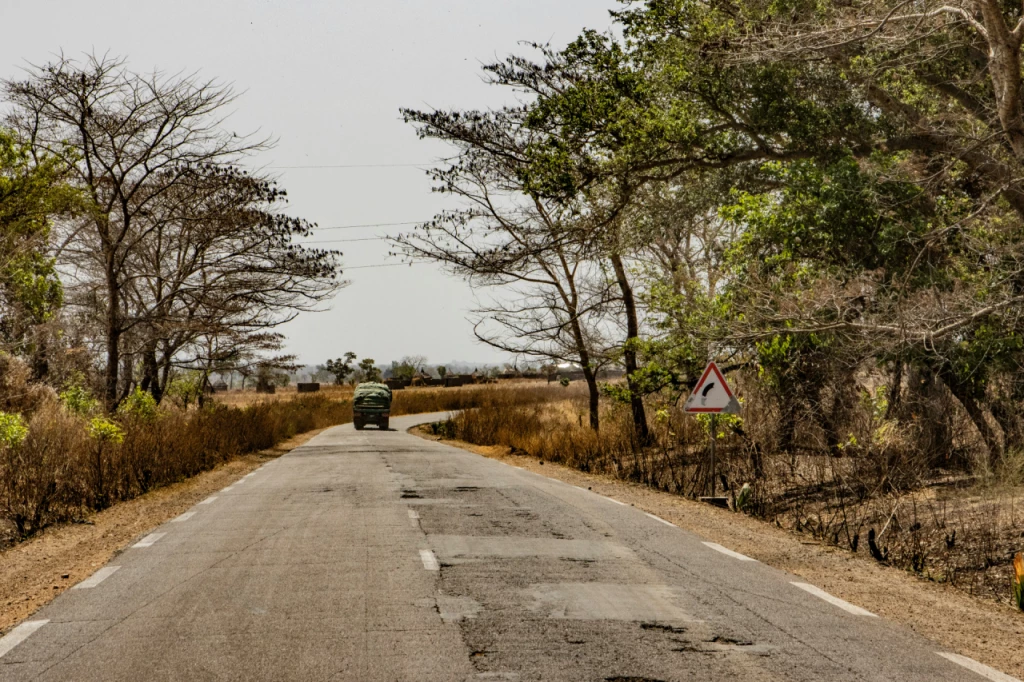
left=4, top=54, right=341, bottom=407
left=398, top=111, right=616, bottom=429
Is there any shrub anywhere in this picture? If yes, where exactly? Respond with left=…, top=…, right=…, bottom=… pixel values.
left=88, top=417, right=124, bottom=443
left=58, top=376, right=99, bottom=416
left=0, top=411, right=29, bottom=448
left=117, top=387, right=158, bottom=422
left=0, top=406, right=88, bottom=537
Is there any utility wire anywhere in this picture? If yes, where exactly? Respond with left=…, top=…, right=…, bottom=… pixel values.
left=268, top=163, right=431, bottom=169
left=304, top=236, right=389, bottom=244
left=311, top=221, right=422, bottom=232
left=344, top=262, right=425, bottom=270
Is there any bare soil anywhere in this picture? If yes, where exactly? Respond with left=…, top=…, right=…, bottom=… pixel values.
left=413, top=426, right=1024, bottom=679
left=0, top=428, right=328, bottom=634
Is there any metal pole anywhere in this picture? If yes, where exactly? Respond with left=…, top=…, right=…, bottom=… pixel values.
left=710, top=414, right=717, bottom=497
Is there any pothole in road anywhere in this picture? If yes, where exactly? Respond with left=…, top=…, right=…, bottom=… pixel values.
left=640, top=622, right=687, bottom=634
left=401, top=490, right=422, bottom=499
left=708, top=635, right=754, bottom=646
left=605, top=677, right=667, bottom=682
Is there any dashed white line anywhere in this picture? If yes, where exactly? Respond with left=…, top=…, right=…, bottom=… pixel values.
left=171, top=511, right=196, bottom=523
left=644, top=512, right=675, bottom=527
left=0, top=619, right=48, bottom=659
left=605, top=497, right=627, bottom=506
left=408, top=509, right=420, bottom=527
left=73, top=566, right=120, bottom=589
left=419, top=549, right=440, bottom=571
left=936, top=653, right=1021, bottom=682
left=702, top=542, right=758, bottom=562
left=791, top=582, right=877, bottom=617
left=132, top=532, right=166, bottom=549
left=198, top=497, right=218, bottom=505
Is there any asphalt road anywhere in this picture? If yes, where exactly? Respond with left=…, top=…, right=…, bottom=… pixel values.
left=0, top=413, right=1017, bottom=682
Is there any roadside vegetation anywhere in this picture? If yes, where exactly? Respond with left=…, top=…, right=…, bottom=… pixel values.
left=0, top=377, right=566, bottom=550
left=431, top=386, right=1024, bottom=609
left=397, top=0, right=1024, bottom=612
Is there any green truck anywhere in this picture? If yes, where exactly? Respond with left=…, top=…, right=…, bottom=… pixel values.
left=353, top=382, right=392, bottom=430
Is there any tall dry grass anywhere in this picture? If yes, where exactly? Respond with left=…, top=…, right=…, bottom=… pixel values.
left=439, top=384, right=1024, bottom=608
left=0, top=381, right=569, bottom=547
left=0, top=396, right=350, bottom=542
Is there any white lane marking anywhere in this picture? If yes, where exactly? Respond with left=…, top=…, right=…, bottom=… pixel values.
left=703, top=542, right=757, bottom=562
left=408, top=509, right=420, bottom=527
left=132, top=532, right=166, bottom=549
left=74, top=566, right=120, bottom=589
left=605, top=497, right=627, bottom=506
left=222, top=486, right=234, bottom=493
left=572, top=485, right=588, bottom=492
left=198, top=497, right=218, bottom=505
left=171, top=511, right=196, bottom=523
left=644, top=512, right=675, bottom=527
left=0, top=620, right=49, bottom=659
left=791, top=582, right=876, bottom=617
left=936, top=653, right=1021, bottom=682
left=419, top=549, right=440, bottom=571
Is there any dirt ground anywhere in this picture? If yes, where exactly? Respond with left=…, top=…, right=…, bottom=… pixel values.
left=411, top=427, right=1024, bottom=679
left=0, top=428, right=329, bottom=635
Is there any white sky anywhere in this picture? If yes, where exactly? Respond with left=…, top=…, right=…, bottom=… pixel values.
left=1, top=0, right=621, bottom=367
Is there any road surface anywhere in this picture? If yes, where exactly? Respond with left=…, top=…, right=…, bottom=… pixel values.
left=0, top=413, right=1016, bottom=681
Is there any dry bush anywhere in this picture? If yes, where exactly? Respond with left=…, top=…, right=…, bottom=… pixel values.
left=0, top=354, right=56, bottom=415
left=0, top=395, right=350, bottom=545
left=0, top=381, right=566, bottom=547
left=439, top=374, right=1024, bottom=608
left=0, top=405, right=90, bottom=537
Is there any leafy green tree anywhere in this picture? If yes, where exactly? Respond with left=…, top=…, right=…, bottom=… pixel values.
left=325, top=352, right=358, bottom=385
left=0, top=128, right=75, bottom=370
left=358, top=358, right=382, bottom=383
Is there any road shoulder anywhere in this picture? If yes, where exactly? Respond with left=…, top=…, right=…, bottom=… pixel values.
left=410, top=426, right=1024, bottom=679
left=0, top=427, right=332, bottom=634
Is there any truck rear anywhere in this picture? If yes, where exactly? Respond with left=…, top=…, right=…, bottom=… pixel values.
left=352, top=382, right=392, bottom=430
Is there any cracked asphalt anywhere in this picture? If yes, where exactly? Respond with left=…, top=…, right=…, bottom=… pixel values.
left=0, top=413, right=1010, bottom=681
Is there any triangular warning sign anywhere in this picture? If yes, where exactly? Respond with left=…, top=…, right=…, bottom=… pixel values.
left=683, top=362, right=740, bottom=414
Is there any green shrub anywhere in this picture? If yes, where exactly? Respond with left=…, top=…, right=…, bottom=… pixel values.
left=58, top=381, right=99, bottom=416
left=117, top=387, right=158, bottom=422
left=88, top=417, right=125, bottom=443
left=0, top=411, right=28, bottom=448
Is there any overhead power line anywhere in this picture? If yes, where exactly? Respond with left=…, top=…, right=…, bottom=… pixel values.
left=311, top=221, right=422, bottom=232
left=304, top=236, right=388, bottom=244
left=268, top=163, right=431, bottom=169
left=344, top=262, right=425, bottom=270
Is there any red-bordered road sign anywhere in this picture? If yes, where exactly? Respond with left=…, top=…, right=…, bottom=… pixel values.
left=683, top=361, right=741, bottom=414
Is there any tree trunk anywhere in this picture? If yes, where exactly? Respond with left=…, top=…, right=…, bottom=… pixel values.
left=141, top=346, right=163, bottom=403
left=885, top=360, right=903, bottom=420
left=938, top=366, right=1003, bottom=467
left=582, top=364, right=600, bottom=431
left=609, top=253, right=650, bottom=444
left=104, top=320, right=120, bottom=411
left=990, top=400, right=1023, bottom=452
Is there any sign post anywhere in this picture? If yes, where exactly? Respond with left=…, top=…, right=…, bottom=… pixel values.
left=683, top=362, right=739, bottom=501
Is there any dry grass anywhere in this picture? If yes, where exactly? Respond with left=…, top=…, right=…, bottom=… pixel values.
left=0, top=381, right=568, bottom=549
left=0, top=396, right=350, bottom=546
left=213, top=384, right=354, bottom=407
left=437, top=388, right=1024, bottom=611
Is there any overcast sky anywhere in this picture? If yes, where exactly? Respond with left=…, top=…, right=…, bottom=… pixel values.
left=1, top=0, right=620, bottom=367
